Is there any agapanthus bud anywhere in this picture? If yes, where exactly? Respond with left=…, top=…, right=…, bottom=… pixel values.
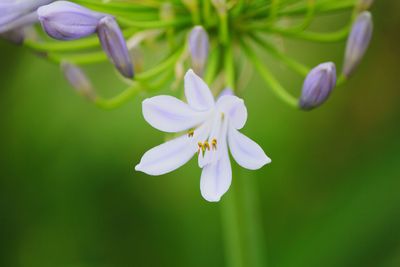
left=37, top=1, right=104, bottom=40
left=299, top=62, right=336, bottom=110
left=61, top=62, right=95, bottom=100
left=343, top=12, right=373, bottom=78
left=357, top=0, right=374, bottom=11
left=189, top=26, right=209, bottom=76
left=97, top=16, right=134, bottom=79
left=0, top=0, right=53, bottom=33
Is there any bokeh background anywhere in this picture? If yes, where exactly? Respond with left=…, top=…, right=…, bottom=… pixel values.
left=1, top=1, right=400, bottom=267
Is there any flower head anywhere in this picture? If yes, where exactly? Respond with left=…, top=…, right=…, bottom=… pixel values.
left=135, top=69, right=271, bottom=202
left=37, top=1, right=104, bottom=40
left=343, top=11, right=373, bottom=78
left=299, top=62, right=336, bottom=110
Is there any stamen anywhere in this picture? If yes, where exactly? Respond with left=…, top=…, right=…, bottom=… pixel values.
left=188, top=129, right=194, bottom=138
left=211, top=138, right=217, bottom=150
left=197, top=142, right=204, bottom=155
left=204, top=141, right=210, bottom=151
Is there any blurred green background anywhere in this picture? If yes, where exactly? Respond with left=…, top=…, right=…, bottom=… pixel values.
left=1, top=2, right=400, bottom=267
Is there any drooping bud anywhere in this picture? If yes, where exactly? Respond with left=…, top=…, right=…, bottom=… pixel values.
left=97, top=16, right=134, bottom=79
left=37, top=1, right=104, bottom=40
left=357, top=0, right=374, bottom=11
left=61, top=61, right=96, bottom=100
left=299, top=62, right=336, bottom=110
left=343, top=11, right=373, bottom=78
left=0, top=0, right=53, bottom=33
left=188, top=26, right=209, bottom=76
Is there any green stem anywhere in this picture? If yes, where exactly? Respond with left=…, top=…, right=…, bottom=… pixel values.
left=204, top=43, right=221, bottom=84
left=221, top=190, right=245, bottom=267
left=248, top=33, right=310, bottom=77
left=241, top=40, right=298, bottom=109
left=24, top=29, right=136, bottom=53
left=117, top=17, right=191, bottom=29
left=237, top=170, right=268, bottom=267
left=94, top=82, right=141, bottom=109
left=224, top=42, right=235, bottom=89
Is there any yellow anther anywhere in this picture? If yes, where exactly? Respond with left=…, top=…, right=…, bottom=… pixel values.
left=188, top=129, right=194, bottom=138
left=198, top=142, right=204, bottom=155
left=211, top=138, right=217, bottom=150
left=204, top=141, right=210, bottom=151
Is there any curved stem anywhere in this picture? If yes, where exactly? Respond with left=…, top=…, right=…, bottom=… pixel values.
left=241, top=39, right=299, bottom=109
left=94, top=82, right=141, bottom=109
left=24, top=29, right=136, bottom=53
left=248, top=33, right=310, bottom=77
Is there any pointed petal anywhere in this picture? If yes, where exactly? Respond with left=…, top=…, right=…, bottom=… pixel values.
left=135, top=135, right=196, bottom=176
left=142, top=95, right=209, bottom=133
left=184, top=69, right=214, bottom=111
left=200, top=151, right=232, bottom=202
left=216, top=95, right=247, bottom=130
left=228, top=127, right=271, bottom=170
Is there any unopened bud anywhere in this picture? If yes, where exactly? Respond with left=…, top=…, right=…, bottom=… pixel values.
left=38, top=1, right=104, bottom=40
left=343, top=11, right=373, bottom=78
left=61, top=62, right=95, bottom=100
left=299, top=62, right=336, bottom=110
left=97, top=16, right=134, bottom=79
left=188, top=26, right=209, bottom=76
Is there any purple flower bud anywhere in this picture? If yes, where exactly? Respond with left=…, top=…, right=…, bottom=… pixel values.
left=0, top=0, right=53, bottom=33
left=299, top=62, right=336, bottom=110
left=61, top=61, right=95, bottom=100
left=189, top=26, right=209, bottom=76
left=343, top=12, right=373, bottom=78
left=97, top=16, right=134, bottom=79
left=37, top=1, right=104, bottom=40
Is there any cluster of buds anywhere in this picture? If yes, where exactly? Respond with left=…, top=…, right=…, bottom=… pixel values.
left=1, top=0, right=133, bottom=79
left=299, top=5, right=373, bottom=110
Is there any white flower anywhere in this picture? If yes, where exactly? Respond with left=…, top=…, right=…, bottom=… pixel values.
left=135, top=69, right=271, bottom=202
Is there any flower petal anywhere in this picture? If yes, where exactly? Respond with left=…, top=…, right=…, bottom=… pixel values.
left=142, top=95, right=209, bottom=133
left=216, top=95, right=247, bottom=129
left=184, top=69, right=214, bottom=111
left=228, top=127, right=271, bottom=170
left=200, top=151, right=232, bottom=202
left=135, top=135, right=196, bottom=176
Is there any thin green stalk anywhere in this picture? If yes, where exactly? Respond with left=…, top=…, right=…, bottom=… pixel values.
left=248, top=33, right=310, bottom=77
left=204, top=44, right=221, bottom=84
left=237, top=170, right=268, bottom=267
left=202, top=0, right=212, bottom=27
left=221, top=189, right=245, bottom=267
left=94, top=82, right=141, bottom=109
left=224, top=43, right=235, bottom=89
left=241, top=39, right=298, bottom=109
left=117, top=17, right=191, bottom=29
left=135, top=44, right=186, bottom=82
left=46, top=51, right=107, bottom=65
left=24, top=29, right=136, bottom=53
